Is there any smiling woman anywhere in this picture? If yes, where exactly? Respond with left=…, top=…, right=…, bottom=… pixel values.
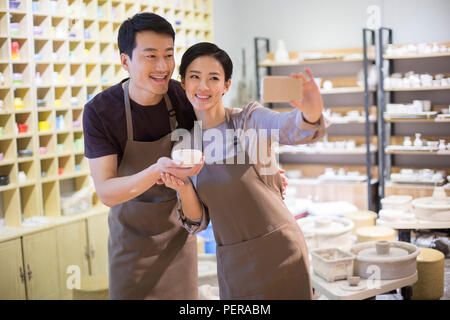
left=161, top=42, right=327, bottom=300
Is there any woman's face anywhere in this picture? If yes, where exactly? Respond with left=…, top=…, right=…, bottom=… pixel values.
left=182, top=55, right=231, bottom=112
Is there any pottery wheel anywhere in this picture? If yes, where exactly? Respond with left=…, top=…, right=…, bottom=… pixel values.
left=339, top=282, right=366, bottom=291
left=358, top=247, right=409, bottom=258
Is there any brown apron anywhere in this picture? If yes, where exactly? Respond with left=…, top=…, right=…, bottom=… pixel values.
left=108, top=79, right=198, bottom=300
left=195, top=109, right=313, bottom=300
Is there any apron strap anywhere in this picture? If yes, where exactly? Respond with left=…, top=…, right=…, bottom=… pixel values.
left=123, top=79, right=134, bottom=141
left=164, top=94, right=178, bottom=132
left=224, top=108, right=243, bottom=155
left=123, top=79, right=178, bottom=141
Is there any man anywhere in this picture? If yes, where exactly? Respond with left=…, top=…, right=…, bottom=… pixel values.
left=83, top=12, right=204, bottom=299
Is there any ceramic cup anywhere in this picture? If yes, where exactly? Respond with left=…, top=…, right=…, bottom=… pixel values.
left=346, top=140, right=356, bottom=150
left=18, top=171, right=27, bottom=183
left=422, top=100, right=431, bottom=111
left=414, top=133, right=423, bottom=147
left=347, top=276, right=361, bottom=286
left=439, top=140, right=447, bottom=151
left=323, top=80, right=333, bottom=90
left=403, top=136, right=412, bottom=147
left=412, top=100, right=423, bottom=112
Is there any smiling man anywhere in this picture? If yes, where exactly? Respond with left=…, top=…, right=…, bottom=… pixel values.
left=82, top=12, right=204, bottom=300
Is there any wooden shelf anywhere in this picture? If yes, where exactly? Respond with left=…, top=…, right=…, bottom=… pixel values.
left=384, top=117, right=450, bottom=123
left=0, top=0, right=215, bottom=229
left=385, top=85, right=450, bottom=92
left=320, top=87, right=375, bottom=94
left=280, top=149, right=377, bottom=155
left=383, top=52, right=450, bottom=60
left=257, top=46, right=378, bottom=209
left=386, top=149, right=450, bottom=156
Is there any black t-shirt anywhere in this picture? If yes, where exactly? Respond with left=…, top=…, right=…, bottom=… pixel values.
left=83, top=78, right=196, bottom=166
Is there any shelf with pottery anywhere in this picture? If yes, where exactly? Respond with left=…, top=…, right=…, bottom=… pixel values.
left=313, top=77, right=375, bottom=95
left=383, top=71, right=450, bottom=92
left=0, top=0, right=215, bottom=241
left=385, top=85, right=450, bottom=92
left=259, top=47, right=376, bottom=67
left=271, top=105, right=376, bottom=122
left=323, top=106, right=377, bottom=124
left=379, top=39, right=450, bottom=205
left=282, top=164, right=378, bottom=211
left=386, top=135, right=450, bottom=156
left=384, top=104, right=450, bottom=121
left=383, top=41, right=450, bottom=60
left=279, top=136, right=378, bottom=156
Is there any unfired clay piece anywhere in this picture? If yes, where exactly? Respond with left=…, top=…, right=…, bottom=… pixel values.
left=351, top=241, right=419, bottom=280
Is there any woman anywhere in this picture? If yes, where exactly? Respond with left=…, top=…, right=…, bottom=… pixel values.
left=160, top=42, right=327, bottom=300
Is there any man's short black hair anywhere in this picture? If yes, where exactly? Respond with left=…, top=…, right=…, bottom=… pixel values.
left=118, top=12, right=175, bottom=60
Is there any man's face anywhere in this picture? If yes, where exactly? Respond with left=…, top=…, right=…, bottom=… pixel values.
left=122, top=31, right=175, bottom=96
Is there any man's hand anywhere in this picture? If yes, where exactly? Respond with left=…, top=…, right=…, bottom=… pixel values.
left=289, top=68, right=323, bottom=123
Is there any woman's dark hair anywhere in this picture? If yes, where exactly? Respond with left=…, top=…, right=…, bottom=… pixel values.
left=179, top=42, right=233, bottom=82
left=118, top=12, right=175, bottom=60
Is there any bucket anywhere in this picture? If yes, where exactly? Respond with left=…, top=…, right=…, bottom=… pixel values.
left=198, top=223, right=216, bottom=254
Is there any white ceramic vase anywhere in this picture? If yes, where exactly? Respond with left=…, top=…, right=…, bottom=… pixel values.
left=414, top=133, right=423, bottom=147
left=403, top=136, right=412, bottom=147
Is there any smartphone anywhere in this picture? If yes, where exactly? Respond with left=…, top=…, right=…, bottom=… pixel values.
left=262, top=76, right=303, bottom=103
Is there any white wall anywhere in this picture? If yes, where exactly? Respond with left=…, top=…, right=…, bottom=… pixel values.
left=212, top=0, right=450, bottom=107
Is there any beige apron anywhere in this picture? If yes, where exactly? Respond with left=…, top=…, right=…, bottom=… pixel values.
left=108, top=79, right=198, bottom=300
left=195, top=109, right=313, bottom=300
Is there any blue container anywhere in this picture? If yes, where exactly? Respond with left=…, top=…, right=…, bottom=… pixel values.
left=197, top=223, right=216, bottom=254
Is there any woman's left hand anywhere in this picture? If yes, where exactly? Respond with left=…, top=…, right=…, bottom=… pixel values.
left=160, top=172, right=190, bottom=192
left=289, top=68, right=324, bottom=123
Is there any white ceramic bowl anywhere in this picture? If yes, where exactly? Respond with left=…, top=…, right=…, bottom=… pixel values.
left=171, top=149, right=203, bottom=168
